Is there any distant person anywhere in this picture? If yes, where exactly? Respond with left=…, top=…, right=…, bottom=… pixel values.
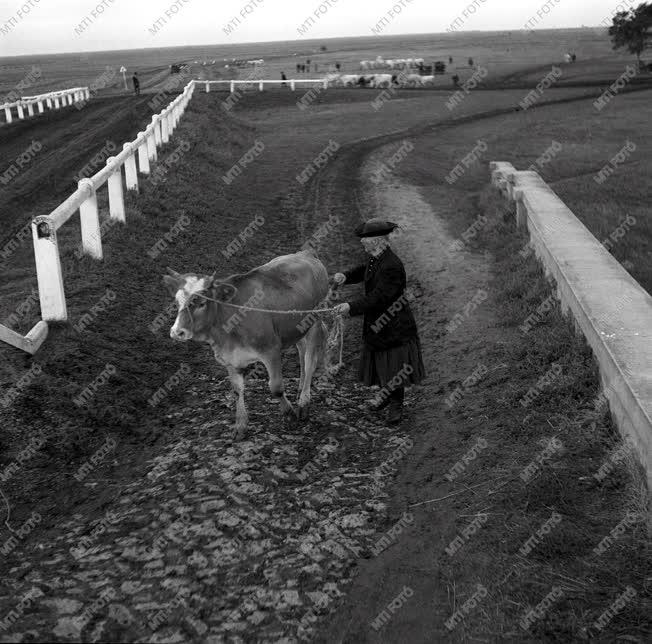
left=132, top=72, right=140, bottom=96
left=468, top=57, right=474, bottom=67
left=571, top=53, right=577, bottom=63
left=452, top=74, right=460, bottom=86
left=335, top=62, right=341, bottom=71
left=281, top=71, right=287, bottom=86
left=296, top=63, right=301, bottom=73
left=449, top=56, right=453, bottom=64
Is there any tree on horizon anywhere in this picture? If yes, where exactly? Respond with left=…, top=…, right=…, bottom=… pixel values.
left=608, top=2, right=652, bottom=66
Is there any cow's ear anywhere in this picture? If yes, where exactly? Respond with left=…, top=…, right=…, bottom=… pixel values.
left=163, top=275, right=181, bottom=296
left=211, top=280, right=237, bottom=302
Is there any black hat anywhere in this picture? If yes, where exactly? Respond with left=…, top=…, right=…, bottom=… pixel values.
left=354, top=219, right=398, bottom=238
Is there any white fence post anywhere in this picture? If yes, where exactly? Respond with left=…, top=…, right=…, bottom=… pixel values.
left=37, top=100, right=44, bottom=113
left=152, top=115, right=162, bottom=147
left=27, top=103, right=34, bottom=116
left=205, top=81, right=209, bottom=92
left=32, top=217, right=67, bottom=321
left=230, top=80, right=235, bottom=93
left=161, top=111, right=169, bottom=143
left=146, top=127, right=158, bottom=161
left=169, top=104, right=176, bottom=130
left=4, top=106, right=12, bottom=123
left=17, top=104, right=24, bottom=119
left=259, top=80, right=264, bottom=91
left=46, top=97, right=52, bottom=108
left=136, top=132, right=150, bottom=174
left=106, top=158, right=126, bottom=222
left=78, top=179, right=103, bottom=259
left=54, top=97, right=60, bottom=108
left=123, top=143, right=139, bottom=190
left=290, top=80, right=295, bottom=91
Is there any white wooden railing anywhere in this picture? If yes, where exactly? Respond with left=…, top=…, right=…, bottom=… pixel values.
left=202, top=79, right=329, bottom=92
left=1, top=87, right=90, bottom=124
left=0, top=80, right=196, bottom=354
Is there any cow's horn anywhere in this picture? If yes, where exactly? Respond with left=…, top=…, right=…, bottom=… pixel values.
left=166, top=267, right=181, bottom=278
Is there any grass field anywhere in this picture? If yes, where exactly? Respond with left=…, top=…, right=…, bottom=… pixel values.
left=391, top=87, right=652, bottom=293
left=2, top=27, right=650, bottom=100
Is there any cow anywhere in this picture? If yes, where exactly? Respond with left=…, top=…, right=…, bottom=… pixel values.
left=405, top=74, right=425, bottom=88
left=420, top=75, right=435, bottom=86
left=371, top=73, right=393, bottom=88
left=163, top=250, right=332, bottom=437
left=339, top=74, right=361, bottom=87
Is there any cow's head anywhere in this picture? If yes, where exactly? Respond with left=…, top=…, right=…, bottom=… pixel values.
left=163, top=268, right=236, bottom=342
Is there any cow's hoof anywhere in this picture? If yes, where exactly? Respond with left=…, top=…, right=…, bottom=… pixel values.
left=232, top=425, right=248, bottom=440
left=281, top=402, right=297, bottom=418
left=298, top=405, right=310, bottom=421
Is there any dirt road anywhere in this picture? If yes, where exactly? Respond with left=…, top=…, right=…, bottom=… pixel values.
left=312, top=143, right=507, bottom=642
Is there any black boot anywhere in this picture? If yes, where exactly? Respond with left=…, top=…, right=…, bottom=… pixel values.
left=368, top=392, right=393, bottom=412
left=387, top=387, right=405, bottom=425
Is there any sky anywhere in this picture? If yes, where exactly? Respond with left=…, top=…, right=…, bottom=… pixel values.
left=0, top=0, right=640, bottom=56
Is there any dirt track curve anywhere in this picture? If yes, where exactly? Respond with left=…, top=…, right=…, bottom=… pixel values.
left=0, top=92, right=504, bottom=642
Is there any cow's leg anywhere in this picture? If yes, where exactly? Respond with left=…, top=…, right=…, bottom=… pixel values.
left=297, top=342, right=306, bottom=400
left=226, top=365, right=248, bottom=437
left=297, top=322, right=326, bottom=420
left=261, top=350, right=296, bottom=418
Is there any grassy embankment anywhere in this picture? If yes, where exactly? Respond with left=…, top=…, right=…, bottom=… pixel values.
left=388, top=92, right=651, bottom=639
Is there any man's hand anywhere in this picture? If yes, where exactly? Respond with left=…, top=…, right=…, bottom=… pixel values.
left=333, top=303, right=350, bottom=317
left=332, top=273, right=346, bottom=286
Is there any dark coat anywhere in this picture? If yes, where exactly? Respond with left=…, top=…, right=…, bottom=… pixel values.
left=344, top=248, right=418, bottom=350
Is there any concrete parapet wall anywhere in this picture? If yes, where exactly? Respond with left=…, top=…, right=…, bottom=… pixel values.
left=490, top=161, right=652, bottom=491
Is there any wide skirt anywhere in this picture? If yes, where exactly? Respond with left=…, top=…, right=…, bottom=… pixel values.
left=358, top=336, right=426, bottom=388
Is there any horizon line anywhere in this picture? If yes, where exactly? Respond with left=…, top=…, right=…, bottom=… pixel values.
left=0, top=25, right=608, bottom=60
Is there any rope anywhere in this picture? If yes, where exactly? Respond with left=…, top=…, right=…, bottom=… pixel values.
left=194, top=282, right=342, bottom=317
left=196, top=293, right=340, bottom=316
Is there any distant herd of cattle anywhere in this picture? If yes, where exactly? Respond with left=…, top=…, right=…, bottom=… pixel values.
left=323, top=72, right=438, bottom=88
left=360, top=57, right=426, bottom=70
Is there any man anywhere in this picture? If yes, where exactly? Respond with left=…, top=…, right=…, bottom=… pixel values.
left=332, top=219, right=425, bottom=424
left=132, top=72, right=140, bottom=96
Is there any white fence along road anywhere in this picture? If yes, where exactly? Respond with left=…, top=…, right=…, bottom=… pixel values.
left=1, top=87, right=90, bottom=124
left=0, top=80, right=196, bottom=354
